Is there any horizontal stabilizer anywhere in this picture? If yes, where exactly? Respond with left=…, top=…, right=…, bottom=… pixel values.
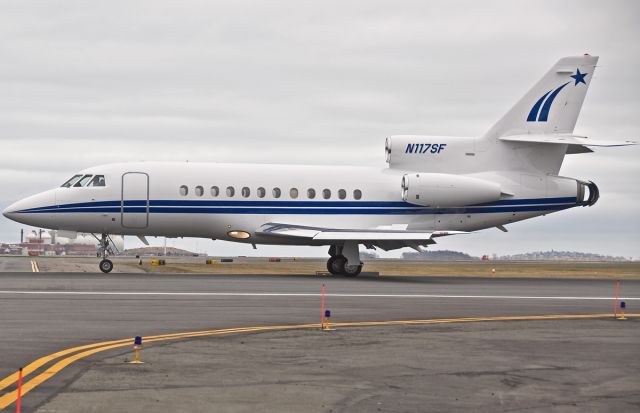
left=500, top=134, right=637, bottom=147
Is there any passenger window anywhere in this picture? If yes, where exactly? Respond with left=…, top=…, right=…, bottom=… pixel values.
left=87, top=175, right=106, bottom=187
left=61, top=174, right=83, bottom=188
left=257, top=187, right=266, bottom=198
left=195, top=186, right=204, bottom=197
left=179, top=185, right=188, bottom=196
left=354, top=189, right=362, bottom=200
left=322, top=189, right=331, bottom=199
left=272, top=188, right=281, bottom=198
left=74, top=175, right=93, bottom=187
left=290, top=188, right=299, bottom=199
left=226, top=186, right=235, bottom=197
left=307, top=188, right=316, bottom=199
left=241, top=187, right=250, bottom=198
left=338, top=189, right=347, bottom=200
left=211, top=186, right=219, bottom=197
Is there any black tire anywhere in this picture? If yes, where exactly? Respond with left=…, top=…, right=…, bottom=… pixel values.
left=328, top=256, right=347, bottom=275
left=343, top=264, right=362, bottom=277
left=327, top=257, right=337, bottom=274
left=99, top=259, right=113, bottom=273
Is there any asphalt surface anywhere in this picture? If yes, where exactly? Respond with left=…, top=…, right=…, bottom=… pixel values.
left=1, top=272, right=639, bottom=411
left=36, top=320, right=640, bottom=413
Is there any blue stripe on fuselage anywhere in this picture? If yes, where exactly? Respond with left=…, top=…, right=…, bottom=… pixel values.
left=472, top=197, right=576, bottom=206
left=18, top=196, right=577, bottom=213
left=17, top=203, right=574, bottom=215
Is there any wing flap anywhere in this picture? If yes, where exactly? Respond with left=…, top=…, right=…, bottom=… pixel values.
left=256, top=223, right=320, bottom=239
left=313, top=231, right=433, bottom=241
left=256, top=223, right=466, bottom=242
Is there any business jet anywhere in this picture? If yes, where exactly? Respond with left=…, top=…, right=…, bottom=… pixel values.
left=3, top=55, right=635, bottom=275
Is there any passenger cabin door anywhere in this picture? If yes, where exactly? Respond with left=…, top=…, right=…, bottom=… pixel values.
left=121, top=172, right=149, bottom=229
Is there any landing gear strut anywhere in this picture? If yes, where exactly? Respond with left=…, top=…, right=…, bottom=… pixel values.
left=97, top=233, right=114, bottom=273
left=327, top=243, right=363, bottom=277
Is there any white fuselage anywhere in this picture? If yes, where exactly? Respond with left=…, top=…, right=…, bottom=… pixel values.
left=3, top=159, right=583, bottom=247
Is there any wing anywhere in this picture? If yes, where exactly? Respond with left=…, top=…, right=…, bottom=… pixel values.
left=256, top=223, right=467, bottom=251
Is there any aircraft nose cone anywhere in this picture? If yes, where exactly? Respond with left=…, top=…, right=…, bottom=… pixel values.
left=2, top=190, right=57, bottom=226
left=2, top=203, right=17, bottom=219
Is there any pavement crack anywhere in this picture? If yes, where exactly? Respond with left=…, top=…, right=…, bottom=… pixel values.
left=441, top=365, right=570, bottom=378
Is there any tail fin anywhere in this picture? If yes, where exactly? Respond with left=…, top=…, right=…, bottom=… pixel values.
left=484, top=55, right=598, bottom=139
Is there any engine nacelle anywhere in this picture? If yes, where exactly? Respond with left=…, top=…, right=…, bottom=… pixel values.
left=401, top=173, right=502, bottom=207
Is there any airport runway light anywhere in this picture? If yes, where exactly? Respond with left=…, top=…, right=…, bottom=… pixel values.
left=323, top=310, right=334, bottom=332
left=618, top=302, right=627, bottom=320
left=128, top=336, right=144, bottom=364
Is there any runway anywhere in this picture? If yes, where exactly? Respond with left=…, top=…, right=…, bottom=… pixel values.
left=1, top=272, right=639, bottom=411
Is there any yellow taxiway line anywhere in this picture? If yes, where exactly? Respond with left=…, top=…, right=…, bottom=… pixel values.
left=0, top=313, right=637, bottom=410
left=30, top=261, right=39, bottom=273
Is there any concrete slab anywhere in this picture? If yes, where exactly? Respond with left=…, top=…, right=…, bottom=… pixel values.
left=0, top=257, right=32, bottom=272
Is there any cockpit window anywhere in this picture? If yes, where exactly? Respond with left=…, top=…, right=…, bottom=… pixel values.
left=73, top=175, right=93, bottom=187
left=87, top=175, right=106, bottom=187
left=61, top=174, right=83, bottom=188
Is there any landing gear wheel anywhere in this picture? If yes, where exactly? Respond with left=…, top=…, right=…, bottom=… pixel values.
left=99, top=259, right=113, bottom=274
left=327, top=256, right=346, bottom=275
left=343, top=263, right=362, bottom=277
left=327, top=257, right=337, bottom=274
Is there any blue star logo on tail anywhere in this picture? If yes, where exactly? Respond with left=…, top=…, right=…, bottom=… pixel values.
left=570, top=68, right=588, bottom=85
left=527, top=68, right=589, bottom=122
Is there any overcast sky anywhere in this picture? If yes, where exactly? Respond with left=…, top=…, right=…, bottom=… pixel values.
left=1, top=0, right=638, bottom=258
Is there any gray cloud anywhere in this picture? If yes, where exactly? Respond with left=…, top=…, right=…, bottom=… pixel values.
left=1, top=0, right=638, bottom=257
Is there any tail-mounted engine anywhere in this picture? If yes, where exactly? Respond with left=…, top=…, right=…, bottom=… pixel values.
left=401, top=173, right=503, bottom=207
left=577, top=180, right=599, bottom=207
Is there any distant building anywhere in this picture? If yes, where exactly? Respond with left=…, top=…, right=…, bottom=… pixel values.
left=123, top=246, right=197, bottom=257
left=0, top=230, right=124, bottom=257
left=360, top=251, right=379, bottom=260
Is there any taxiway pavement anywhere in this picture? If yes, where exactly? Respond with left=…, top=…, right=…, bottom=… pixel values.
left=0, top=272, right=638, bottom=411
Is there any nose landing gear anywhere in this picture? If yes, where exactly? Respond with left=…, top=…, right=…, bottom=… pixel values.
left=99, top=258, right=113, bottom=273
left=96, top=233, right=116, bottom=273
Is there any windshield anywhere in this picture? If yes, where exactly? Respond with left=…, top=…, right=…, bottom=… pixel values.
left=73, top=175, right=93, bottom=187
left=61, top=174, right=106, bottom=188
left=61, top=174, right=83, bottom=188
left=87, top=175, right=106, bottom=187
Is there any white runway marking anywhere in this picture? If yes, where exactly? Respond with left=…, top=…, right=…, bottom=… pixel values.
left=0, top=290, right=637, bottom=300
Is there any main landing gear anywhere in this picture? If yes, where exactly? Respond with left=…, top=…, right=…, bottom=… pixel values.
left=326, top=243, right=363, bottom=277
left=97, top=233, right=115, bottom=273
